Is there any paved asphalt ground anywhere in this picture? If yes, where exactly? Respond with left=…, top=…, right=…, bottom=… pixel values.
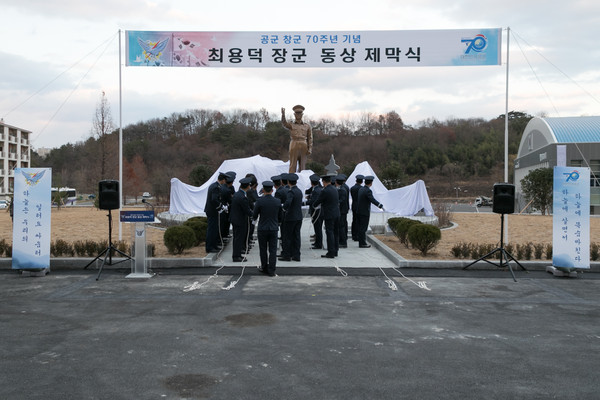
left=2, top=214, right=599, bottom=399
left=2, top=266, right=599, bottom=399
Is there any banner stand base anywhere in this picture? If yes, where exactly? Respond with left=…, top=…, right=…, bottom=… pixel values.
left=126, top=272, right=155, bottom=279
left=546, top=266, right=578, bottom=278
left=21, top=268, right=50, bottom=277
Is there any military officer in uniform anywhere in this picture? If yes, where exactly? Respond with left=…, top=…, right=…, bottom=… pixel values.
left=253, top=180, right=282, bottom=276
left=219, top=173, right=234, bottom=241
left=350, top=174, right=364, bottom=242
left=230, top=177, right=253, bottom=262
left=204, top=172, right=228, bottom=253
left=306, top=174, right=324, bottom=249
left=279, top=173, right=303, bottom=262
left=356, top=175, right=383, bottom=248
left=336, top=174, right=350, bottom=248
left=312, top=174, right=340, bottom=258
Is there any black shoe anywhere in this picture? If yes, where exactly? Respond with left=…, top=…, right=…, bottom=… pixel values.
left=206, top=248, right=221, bottom=253
left=278, top=256, right=291, bottom=261
left=232, top=257, right=247, bottom=262
left=311, top=245, right=322, bottom=250
left=257, top=266, right=268, bottom=275
left=359, top=244, right=371, bottom=248
left=267, top=271, right=276, bottom=277
left=292, top=257, right=301, bottom=262
left=339, top=244, right=347, bottom=248
left=321, top=254, right=335, bottom=258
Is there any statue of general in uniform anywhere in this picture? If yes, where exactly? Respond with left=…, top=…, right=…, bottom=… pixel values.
left=281, top=105, right=313, bottom=173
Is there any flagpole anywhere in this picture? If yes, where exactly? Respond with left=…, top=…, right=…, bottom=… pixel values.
left=504, top=27, right=510, bottom=244
left=118, top=29, right=123, bottom=240
left=504, top=27, right=510, bottom=183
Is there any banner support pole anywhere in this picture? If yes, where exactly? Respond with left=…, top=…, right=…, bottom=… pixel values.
left=504, top=27, right=510, bottom=244
left=118, top=29, right=123, bottom=240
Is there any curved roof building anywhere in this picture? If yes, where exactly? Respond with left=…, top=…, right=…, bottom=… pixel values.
left=514, top=116, right=600, bottom=213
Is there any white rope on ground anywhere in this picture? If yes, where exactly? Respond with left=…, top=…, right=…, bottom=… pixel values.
left=378, top=267, right=398, bottom=291
left=222, top=217, right=254, bottom=290
left=374, top=209, right=431, bottom=291
left=391, top=266, right=431, bottom=291
left=183, top=265, right=226, bottom=292
left=184, top=209, right=231, bottom=292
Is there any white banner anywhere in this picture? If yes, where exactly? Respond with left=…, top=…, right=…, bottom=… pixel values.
left=553, top=166, right=590, bottom=269
left=12, top=168, right=52, bottom=270
left=127, top=29, right=501, bottom=68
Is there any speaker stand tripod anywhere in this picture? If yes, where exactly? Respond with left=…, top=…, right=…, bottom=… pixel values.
left=84, top=209, right=132, bottom=280
left=463, top=213, right=527, bottom=282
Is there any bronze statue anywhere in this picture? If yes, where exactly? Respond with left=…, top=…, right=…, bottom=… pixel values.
left=281, top=105, right=313, bottom=173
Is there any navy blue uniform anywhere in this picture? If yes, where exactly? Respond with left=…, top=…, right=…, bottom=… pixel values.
left=356, top=185, right=382, bottom=247
left=313, top=184, right=340, bottom=257
left=337, top=183, right=350, bottom=246
left=350, top=182, right=362, bottom=241
left=308, top=184, right=324, bottom=248
left=253, top=194, right=282, bottom=275
left=281, top=186, right=303, bottom=260
left=204, top=181, right=221, bottom=252
left=230, top=189, right=253, bottom=260
left=219, top=184, right=233, bottom=239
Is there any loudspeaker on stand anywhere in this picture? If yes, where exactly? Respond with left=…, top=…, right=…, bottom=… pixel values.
left=99, top=180, right=119, bottom=210
left=492, top=183, right=515, bottom=214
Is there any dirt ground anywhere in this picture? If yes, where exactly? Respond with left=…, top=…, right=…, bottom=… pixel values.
left=0, top=207, right=205, bottom=258
left=1, top=207, right=599, bottom=260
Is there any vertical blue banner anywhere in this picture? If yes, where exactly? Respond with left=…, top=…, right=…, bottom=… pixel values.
left=12, top=168, right=52, bottom=270
left=553, top=166, right=590, bottom=269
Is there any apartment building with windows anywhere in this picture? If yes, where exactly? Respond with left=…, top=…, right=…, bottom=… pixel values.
left=0, top=121, right=31, bottom=198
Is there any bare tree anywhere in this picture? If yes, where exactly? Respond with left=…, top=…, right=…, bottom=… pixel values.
left=91, top=91, right=114, bottom=179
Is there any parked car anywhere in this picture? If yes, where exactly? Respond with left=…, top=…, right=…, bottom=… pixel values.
left=0, top=200, right=7, bottom=209
left=142, top=192, right=151, bottom=198
left=475, top=196, right=493, bottom=207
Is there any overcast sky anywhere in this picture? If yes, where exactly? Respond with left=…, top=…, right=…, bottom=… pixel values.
left=1, top=0, right=599, bottom=150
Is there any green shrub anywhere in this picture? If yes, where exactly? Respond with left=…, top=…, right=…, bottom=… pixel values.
left=164, top=225, right=196, bottom=254
left=85, top=240, right=99, bottom=257
left=183, top=219, right=208, bottom=246
left=545, top=243, right=552, bottom=260
left=0, top=238, right=7, bottom=257
left=386, top=217, right=405, bottom=235
left=450, top=243, right=462, bottom=258
left=395, top=218, right=423, bottom=247
left=407, top=223, right=441, bottom=256
left=591, top=243, right=599, bottom=261
left=114, top=240, right=129, bottom=257
left=51, top=239, right=74, bottom=257
left=534, top=243, right=545, bottom=259
left=186, top=216, right=208, bottom=224
left=73, top=240, right=86, bottom=257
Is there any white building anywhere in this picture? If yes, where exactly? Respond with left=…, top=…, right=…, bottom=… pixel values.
left=514, top=116, right=600, bottom=214
left=0, top=121, right=31, bottom=198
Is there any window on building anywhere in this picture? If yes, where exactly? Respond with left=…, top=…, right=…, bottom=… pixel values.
left=590, top=160, right=600, bottom=187
left=570, top=160, right=583, bottom=167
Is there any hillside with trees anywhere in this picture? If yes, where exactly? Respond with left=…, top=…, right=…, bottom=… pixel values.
left=32, top=109, right=533, bottom=203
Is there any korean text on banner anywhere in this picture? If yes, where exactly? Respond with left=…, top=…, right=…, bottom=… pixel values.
left=552, top=166, right=590, bottom=269
left=126, top=29, right=501, bottom=68
left=12, top=168, right=52, bottom=270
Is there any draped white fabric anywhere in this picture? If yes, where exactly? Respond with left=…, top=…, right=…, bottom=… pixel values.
left=168, top=155, right=434, bottom=216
